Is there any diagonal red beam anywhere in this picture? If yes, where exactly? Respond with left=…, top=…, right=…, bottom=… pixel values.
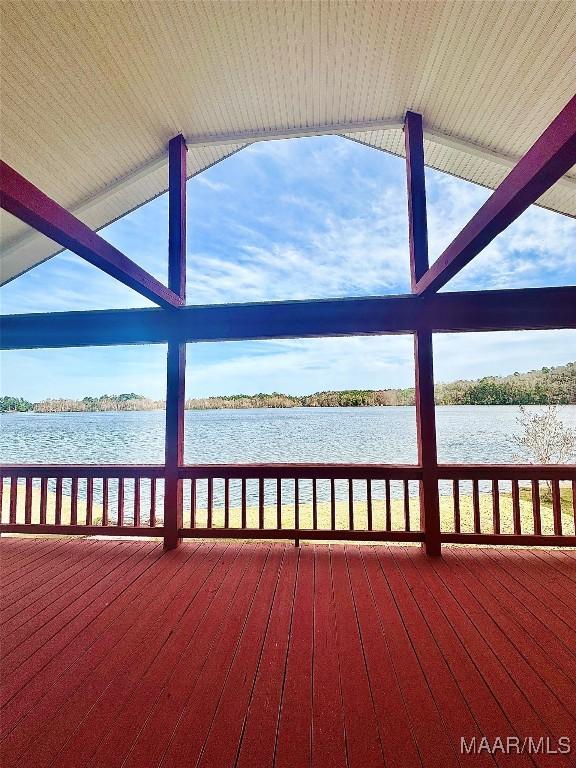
left=0, top=160, right=183, bottom=308
left=415, top=94, right=576, bottom=295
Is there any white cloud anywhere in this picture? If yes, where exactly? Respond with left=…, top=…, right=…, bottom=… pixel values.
left=195, top=177, right=230, bottom=192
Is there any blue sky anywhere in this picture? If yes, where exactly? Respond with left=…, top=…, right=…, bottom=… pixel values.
left=1, top=135, right=575, bottom=400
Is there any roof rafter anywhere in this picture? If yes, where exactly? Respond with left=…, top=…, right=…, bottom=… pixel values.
left=0, top=160, right=183, bottom=308
left=415, top=94, right=576, bottom=295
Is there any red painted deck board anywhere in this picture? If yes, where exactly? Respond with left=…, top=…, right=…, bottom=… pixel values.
left=1, top=538, right=575, bottom=768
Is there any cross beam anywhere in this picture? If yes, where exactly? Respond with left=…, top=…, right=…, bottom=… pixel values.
left=2, top=287, right=575, bottom=350
left=414, top=94, right=576, bottom=295
left=0, top=160, right=183, bottom=308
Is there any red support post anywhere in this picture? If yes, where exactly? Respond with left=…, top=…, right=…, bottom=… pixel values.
left=405, top=111, right=441, bottom=556
left=164, top=135, right=187, bottom=549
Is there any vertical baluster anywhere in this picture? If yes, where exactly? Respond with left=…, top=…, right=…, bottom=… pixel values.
left=312, top=479, right=318, bottom=530
left=55, top=477, right=63, bottom=525
left=472, top=479, right=481, bottom=533
left=531, top=480, right=541, bottom=535
left=85, top=478, right=93, bottom=525
left=39, top=477, right=48, bottom=524
left=511, top=480, right=520, bottom=535
left=403, top=478, right=410, bottom=532
left=9, top=478, right=17, bottom=524
left=188, top=478, right=195, bottom=528
left=148, top=478, right=156, bottom=527
left=453, top=479, right=461, bottom=533
left=241, top=478, right=247, bottom=528
left=24, top=477, right=33, bottom=524
left=572, top=480, right=576, bottom=534
left=69, top=477, right=78, bottom=526
left=492, top=479, right=500, bottom=534
left=348, top=479, right=354, bottom=531
left=330, top=478, right=336, bottom=530
left=259, top=477, right=265, bottom=529
left=385, top=478, right=391, bottom=531
left=224, top=478, right=230, bottom=528
left=366, top=479, right=373, bottom=531
left=295, top=479, right=300, bottom=529
left=276, top=478, right=282, bottom=529
left=133, top=478, right=141, bottom=527
left=207, top=477, right=213, bottom=528
left=117, top=478, right=124, bottom=526
left=102, top=477, right=109, bottom=526
left=294, top=479, right=300, bottom=547
left=551, top=480, right=562, bottom=536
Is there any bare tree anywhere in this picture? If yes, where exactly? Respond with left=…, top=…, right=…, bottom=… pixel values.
left=512, top=405, right=576, bottom=465
left=512, top=405, right=576, bottom=500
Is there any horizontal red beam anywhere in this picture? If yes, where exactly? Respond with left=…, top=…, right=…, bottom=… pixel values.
left=0, top=160, right=183, bottom=308
left=2, top=286, right=575, bottom=349
left=416, top=95, right=576, bottom=295
left=441, top=533, right=576, bottom=547
left=0, top=524, right=164, bottom=536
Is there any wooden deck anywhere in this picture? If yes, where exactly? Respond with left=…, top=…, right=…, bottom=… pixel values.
left=1, top=537, right=575, bottom=768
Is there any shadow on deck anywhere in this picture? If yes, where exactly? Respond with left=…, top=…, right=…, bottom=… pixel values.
left=1, top=537, right=575, bottom=767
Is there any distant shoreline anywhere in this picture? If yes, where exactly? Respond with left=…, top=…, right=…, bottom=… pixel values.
left=3, top=403, right=576, bottom=417
left=1, top=361, right=574, bottom=413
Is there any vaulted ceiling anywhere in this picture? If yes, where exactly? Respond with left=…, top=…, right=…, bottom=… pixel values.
left=1, top=0, right=575, bottom=284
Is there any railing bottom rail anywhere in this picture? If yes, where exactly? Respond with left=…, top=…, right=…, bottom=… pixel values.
left=0, top=524, right=164, bottom=537
left=179, top=528, right=424, bottom=542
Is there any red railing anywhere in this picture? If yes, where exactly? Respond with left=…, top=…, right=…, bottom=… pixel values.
left=438, top=465, right=576, bottom=546
left=1, top=463, right=575, bottom=548
left=0, top=465, right=165, bottom=537
left=178, top=464, right=424, bottom=543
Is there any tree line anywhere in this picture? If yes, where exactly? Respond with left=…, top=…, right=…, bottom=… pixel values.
left=1, top=362, right=575, bottom=413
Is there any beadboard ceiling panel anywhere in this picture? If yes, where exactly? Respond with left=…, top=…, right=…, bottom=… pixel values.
left=1, top=0, right=575, bottom=283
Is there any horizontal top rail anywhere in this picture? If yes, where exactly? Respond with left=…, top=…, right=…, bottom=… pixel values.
left=2, top=463, right=574, bottom=481
left=437, top=464, right=576, bottom=480
left=177, top=463, right=423, bottom=480
left=0, top=465, right=166, bottom=478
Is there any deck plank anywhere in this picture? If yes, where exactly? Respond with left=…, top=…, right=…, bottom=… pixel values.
left=1, top=538, right=575, bottom=768
left=31, top=545, right=231, bottom=768
left=406, top=547, right=575, bottom=768
left=310, top=546, right=347, bottom=768
left=152, top=544, right=273, bottom=768
left=1, top=539, right=114, bottom=628
left=234, top=546, right=298, bottom=768
left=91, top=543, right=258, bottom=768
left=450, top=548, right=576, bottom=680
left=428, top=550, right=576, bottom=741
left=195, top=546, right=289, bottom=768
left=344, top=546, right=422, bottom=768
left=274, top=545, right=314, bottom=768
left=331, top=546, right=384, bottom=767
left=1, top=543, right=190, bottom=756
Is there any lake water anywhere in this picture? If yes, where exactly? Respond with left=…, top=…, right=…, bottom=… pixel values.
left=2, top=405, right=576, bottom=465
left=3, top=406, right=575, bottom=517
